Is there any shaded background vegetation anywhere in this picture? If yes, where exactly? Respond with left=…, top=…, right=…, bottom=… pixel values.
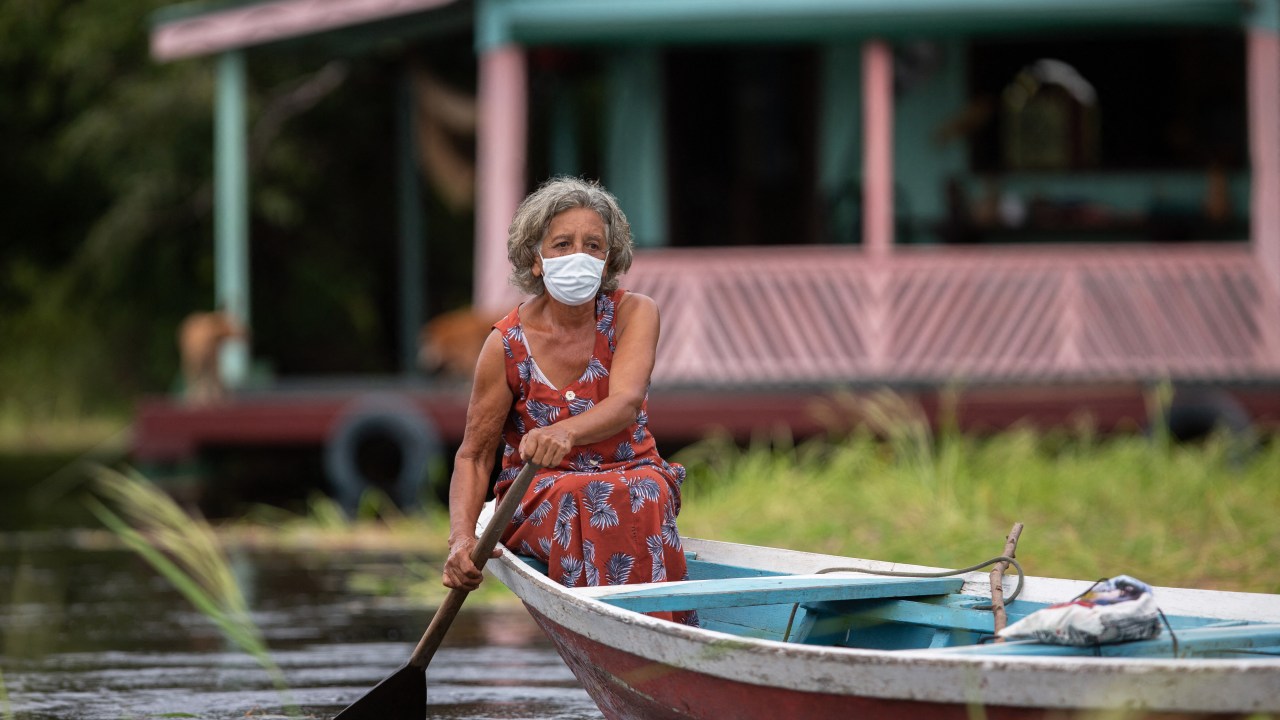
left=1, top=0, right=476, bottom=425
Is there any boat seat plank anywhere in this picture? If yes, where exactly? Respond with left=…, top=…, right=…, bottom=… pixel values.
left=573, top=575, right=963, bottom=613
left=912, top=623, right=1280, bottom=658
left=829, top=597, right=1001, bottom=633
left=686, top=558, right=786, bottom=581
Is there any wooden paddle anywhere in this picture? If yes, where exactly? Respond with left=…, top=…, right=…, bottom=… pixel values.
left=333, top=462, right=541, bottom=719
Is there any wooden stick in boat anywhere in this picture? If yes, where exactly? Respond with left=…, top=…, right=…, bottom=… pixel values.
left=990, top=522, right=1025, bottom=641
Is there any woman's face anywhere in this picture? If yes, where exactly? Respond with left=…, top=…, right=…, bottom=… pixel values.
left=535, top=208, right=607, bottom=278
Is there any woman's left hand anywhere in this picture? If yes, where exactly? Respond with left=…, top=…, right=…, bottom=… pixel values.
left=519, top=425, right=574, bottom=468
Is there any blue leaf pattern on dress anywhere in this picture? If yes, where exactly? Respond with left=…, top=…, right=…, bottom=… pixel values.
left=583, top=480, right=620, bottom=530
left=497, top=466, right=519, bottom=483
left=578, top=356, right=609, bottom=383
left=672, top=463, right=687, bottom=484
left=568, top=396, right=595, bottom=416
left=613, top=442, right=635, bottom=462
left=534, top=473, right=558, bottom=493
left=583, top=539, right=599, bottom=587
left=606, top=552, right=634, bottom=585
left=517, top=357, right=535, bottom=384
left=632, top=410, right=649, bottom=443
left=538, top=537, right=552, bottom=557
left=528, top=499, right=553, bottom=526
left=595, top=294, right=615, bottom=333
left=570, top=450, right=603, bottom=473
left=506, top=324, right=524, bottom=343
left=597, top=294, right=617, bottom=351
left=501, top=334, right=513, bottom=359
left=554, top=494, right=578, bottom=549
left=519, top=540, right=537, bottom=557
left=526, top=398, right=560, bottom=427
left=626, top=476, right=661, bottom=512
left=560, top=554, right=583, bottom=587
left=661, top=500, right=682, bottom=549
left=646, top=535, right=667, bottom=582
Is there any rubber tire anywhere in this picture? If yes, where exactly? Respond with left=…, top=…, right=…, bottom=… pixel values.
left=1155, top=388, right=1257, bottom=465
left=1163, top=389, right=1251, bottom=443
left=325, top=395, right=441, bottom=515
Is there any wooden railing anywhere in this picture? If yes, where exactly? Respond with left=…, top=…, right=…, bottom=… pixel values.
left=624, top=243, right=1280, bottom=387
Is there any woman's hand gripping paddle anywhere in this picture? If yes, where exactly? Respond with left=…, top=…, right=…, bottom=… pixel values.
left=333, top=462, right=541, bottom=719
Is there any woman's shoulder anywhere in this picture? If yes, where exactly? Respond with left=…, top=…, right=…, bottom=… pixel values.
left=493, top=304, right=523, bottom=334
left=609, top=290, right=659, bottom=341
left=613, top=289, right=656, bottom=317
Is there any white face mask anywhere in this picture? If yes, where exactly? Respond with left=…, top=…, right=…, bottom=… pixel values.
left=539, top=250, right=606, bottom=306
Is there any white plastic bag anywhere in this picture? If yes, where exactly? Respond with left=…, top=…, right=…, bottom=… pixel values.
left=997, top=575, right=1162, bottom=646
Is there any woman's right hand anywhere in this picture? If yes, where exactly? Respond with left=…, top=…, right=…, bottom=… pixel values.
left=443, top=535, right=501, bottom=591
left=519, top=424, right=574, bottom=468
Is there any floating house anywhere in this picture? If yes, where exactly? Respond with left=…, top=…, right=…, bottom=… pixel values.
left=139, top=0, right=1280, bottom=504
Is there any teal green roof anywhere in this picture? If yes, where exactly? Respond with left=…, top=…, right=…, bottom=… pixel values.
left=478, top=0, right=1253, bottom=49
left=151, top=0, right=1271, bottom=60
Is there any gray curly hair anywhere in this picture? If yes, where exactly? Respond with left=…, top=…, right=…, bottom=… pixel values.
left=507, top=176, right=634, bottom=296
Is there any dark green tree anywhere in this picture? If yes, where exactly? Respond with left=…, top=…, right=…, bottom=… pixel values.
left=0, top=0, right=474, bottom=421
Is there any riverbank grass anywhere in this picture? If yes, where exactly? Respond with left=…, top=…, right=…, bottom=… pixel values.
left=674, top=418, right=1279, bottom=593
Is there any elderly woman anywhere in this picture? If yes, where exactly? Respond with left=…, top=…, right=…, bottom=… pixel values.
left=442, top=177, right=694, bottom=624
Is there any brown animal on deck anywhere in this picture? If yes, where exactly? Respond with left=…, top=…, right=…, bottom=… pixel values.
left=178, top=311, right=246, bottom=405
left=418, top=307, right=502, bottom=379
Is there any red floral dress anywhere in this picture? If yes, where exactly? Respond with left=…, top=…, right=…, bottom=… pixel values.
left=493, top=289, right=696, bottom=625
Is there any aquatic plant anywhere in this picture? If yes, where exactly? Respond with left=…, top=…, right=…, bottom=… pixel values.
left=84, top=465, right=301, bottom=716
left=0, top=668, right=12, bottom=720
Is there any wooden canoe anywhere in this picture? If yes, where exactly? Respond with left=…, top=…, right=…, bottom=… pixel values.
left=477, top=512, right=1280, bottom=719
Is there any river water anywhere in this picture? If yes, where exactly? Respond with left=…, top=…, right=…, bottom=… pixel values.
left=0, top=534, right=604, bottom=720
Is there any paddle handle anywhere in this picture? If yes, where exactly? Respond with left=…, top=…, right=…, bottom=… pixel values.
left=408, top=462, right=541, bottom=668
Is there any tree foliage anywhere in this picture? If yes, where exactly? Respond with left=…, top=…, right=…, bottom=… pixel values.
left=0, top=0, right=476, bottom=421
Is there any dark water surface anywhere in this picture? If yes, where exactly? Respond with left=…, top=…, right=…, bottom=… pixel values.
left=0, top=534, right=603, bottom=720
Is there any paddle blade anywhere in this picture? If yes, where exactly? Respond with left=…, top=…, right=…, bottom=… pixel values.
left=333, top=662, right=426, bottom=720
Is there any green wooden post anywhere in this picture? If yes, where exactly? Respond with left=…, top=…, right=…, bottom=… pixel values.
left=398, top=67, right=426, bottom=376
left=605, top=48, right=666, bottom=247
left=819, top=44, right=863, bottom=244
left=549, top=80, right=581, bottom=177
left=215, top=50, right=250, bottom=388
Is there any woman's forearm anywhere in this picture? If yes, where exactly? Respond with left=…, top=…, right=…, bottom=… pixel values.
left=552, top=391, right=645, bottom=447
left=448, top=454, right=492, bottom=544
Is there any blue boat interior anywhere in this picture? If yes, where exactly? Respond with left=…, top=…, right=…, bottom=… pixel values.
left=514, top=552, right=1280, bottom=659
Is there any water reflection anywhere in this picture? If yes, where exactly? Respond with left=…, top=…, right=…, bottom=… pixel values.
left=0, top=534, right=603, bottom=719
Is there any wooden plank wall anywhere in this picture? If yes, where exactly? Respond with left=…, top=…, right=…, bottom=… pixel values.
left=625, top=245, right=1280, bottom=387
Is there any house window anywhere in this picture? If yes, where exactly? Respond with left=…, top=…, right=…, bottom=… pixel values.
left=1000, top=59, right=1100, bottom=171
left=969, top=31, right=1246, bottom=173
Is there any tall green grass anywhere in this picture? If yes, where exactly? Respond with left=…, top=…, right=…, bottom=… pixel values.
left=673, top=392, right=1280, bottom=593
left=0, top=669, right=12, bottom=720
left=85, top=466, right=300, bottom=716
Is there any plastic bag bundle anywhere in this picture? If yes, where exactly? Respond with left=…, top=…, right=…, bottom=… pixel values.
left=997, top=575, right=1162, bottom=646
